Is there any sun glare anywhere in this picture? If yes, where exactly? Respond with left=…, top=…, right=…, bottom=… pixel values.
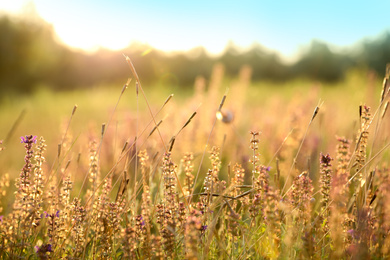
left=1, top=1, right=226, bottom=54
left=54, top=25, right=130, bottom=52
left=0, top=1, right=27, bottom=13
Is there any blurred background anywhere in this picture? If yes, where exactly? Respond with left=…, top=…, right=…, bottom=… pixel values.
left=1, top=0, right=390, bottom=94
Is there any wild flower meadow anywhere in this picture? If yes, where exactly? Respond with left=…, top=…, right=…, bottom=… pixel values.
left=0, top=58, right=389, bottom=259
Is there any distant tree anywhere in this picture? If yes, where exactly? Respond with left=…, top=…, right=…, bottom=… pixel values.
left=241, top=44, right=288, bottom=80
left=0, top=14, right=69, bottom=93
left=217, top=42, right=288, bottom=81
left=355, top=32, right=390, bottom=76
left=291, top=40, right=352, bottom=81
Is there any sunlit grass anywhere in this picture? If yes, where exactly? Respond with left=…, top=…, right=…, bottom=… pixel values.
left=0, top=64, right=388, bottom=259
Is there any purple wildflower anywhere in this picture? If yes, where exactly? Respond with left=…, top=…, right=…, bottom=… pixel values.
left=0, top=215, right=3, bottom=224
left=139, top=215, right=145, bottom=226
left=20, top=135, right=37, bottom=144
left=136, top=215, right=145, bottom=228
left=35, top=243, right=53, bottom=255
left=320, top=153, right=332, bottom=165
left=56, top=210, right=60, bottom=218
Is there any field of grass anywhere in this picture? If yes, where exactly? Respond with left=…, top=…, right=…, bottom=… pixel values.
left=0, top=59, right=389, bottom=259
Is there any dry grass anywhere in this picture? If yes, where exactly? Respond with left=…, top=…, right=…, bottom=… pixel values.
left=0, top=59, right=389, bottom=259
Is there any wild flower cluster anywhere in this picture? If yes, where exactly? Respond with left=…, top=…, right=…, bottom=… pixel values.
left=0, top=61, right=389, bottom=259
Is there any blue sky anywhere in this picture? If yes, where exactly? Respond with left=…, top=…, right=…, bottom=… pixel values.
left=1, top=0, right=390, bottom=60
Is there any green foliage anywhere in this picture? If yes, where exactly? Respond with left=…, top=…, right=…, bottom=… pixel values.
left=0, top=15, right=64, bottom=92
left=1, top=13, right=390, bottom=94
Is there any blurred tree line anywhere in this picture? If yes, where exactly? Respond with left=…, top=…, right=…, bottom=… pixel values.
left=1, top=13, right=390, bottom=94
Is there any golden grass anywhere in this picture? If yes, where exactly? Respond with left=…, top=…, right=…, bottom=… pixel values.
left=0, top=59, right=389, bottom=259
